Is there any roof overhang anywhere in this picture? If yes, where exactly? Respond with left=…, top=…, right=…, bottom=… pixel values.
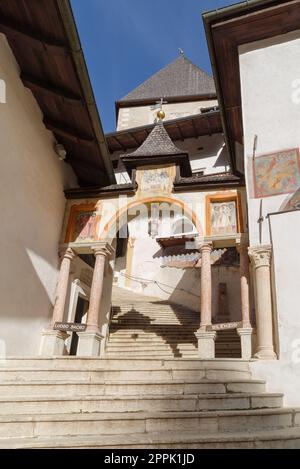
left=0, top=0, right=115, bottom=187
left=121, top=153, right=192, bottom=178
left=203, top=0, right=300, bottom=174
left=106, top=110, right=223, bottom=153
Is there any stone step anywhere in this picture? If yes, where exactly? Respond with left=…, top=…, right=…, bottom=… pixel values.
left=0, top=393, right=283, bottom=415
left=105, top=351, right=198, bottom=358
left=0, top=367, right=251, bottom=382
left=0, top=408, right=298, bottom=439
left=0, top=358, right=250, bottom=370
left=106, top=343, right=198, bottom=350
left=4, top=427, right=300, bottom=449
left=0, top=379, right=266, bottom=397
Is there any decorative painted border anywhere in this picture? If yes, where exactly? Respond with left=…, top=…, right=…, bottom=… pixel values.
left=205, top=192, right=243, bottom=236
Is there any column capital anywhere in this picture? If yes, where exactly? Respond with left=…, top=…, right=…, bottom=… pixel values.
left=58, top=247, right=76, bottom=261
left=92, top=242, right=115, bottom=259
left=199, top=242, right=213, bottom=254
left=248, top=245, right=272, bottom=268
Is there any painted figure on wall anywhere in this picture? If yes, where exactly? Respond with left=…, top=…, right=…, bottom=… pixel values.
left=211, top=201, right=237, bottom=235
left=140, top=168, right=170, bottom=193
left=74, top=211, right=98, bottom=241
left=253, top=148, right=300, bottom=198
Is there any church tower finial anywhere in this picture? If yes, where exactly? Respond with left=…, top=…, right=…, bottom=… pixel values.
left=156, top=97, right=167, bottom=121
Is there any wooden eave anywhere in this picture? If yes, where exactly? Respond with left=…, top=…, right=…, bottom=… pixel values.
left=0, top=0, right=115, bottom=187
left=203, top=0, right=300, bottom=174
left=106, top=111, right=223, bottom=153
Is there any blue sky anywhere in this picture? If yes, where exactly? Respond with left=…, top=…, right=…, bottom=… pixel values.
left=71, top=0, right=240, bottom=132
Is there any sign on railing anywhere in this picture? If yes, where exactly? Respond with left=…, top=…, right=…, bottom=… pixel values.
left=211, top=321, right=241, bottom=331
left=53, top=322, right=87, bottom=332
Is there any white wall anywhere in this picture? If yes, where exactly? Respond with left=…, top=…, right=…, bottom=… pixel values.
left=239, top=30, right=300, bottom=246
left=250, top=211, right=300, bottom=406
left=117, top=99, right=218, bottom=131
left=117, top=214, right=241, bottom=320
left=113, top=133, right=230, bottom=184
left=0, top=34, right=77, bottom=356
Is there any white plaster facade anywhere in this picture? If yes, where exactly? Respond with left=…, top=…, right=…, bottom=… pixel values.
left=113, top=133, right=230, bottom=184
left=117, top=99, right=218, bottom=131
left=0, top=34, right=77, bottom=356
left=239, top=30, right=300, bottom=404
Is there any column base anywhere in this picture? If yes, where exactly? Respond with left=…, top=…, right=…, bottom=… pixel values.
left=39, top=330, right=68, bottom=356
left=254, top=346, right=277, bottom=360
left=237, top=327, right=253, bottom=359
left=195, top=331, right=216, bottom=359
left=77, top=331, right=104, bottom=357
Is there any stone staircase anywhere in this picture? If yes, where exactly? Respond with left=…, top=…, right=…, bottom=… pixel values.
left=0, top=357, right=300, bottom=448
left=106, top=286, right=241, bottom=359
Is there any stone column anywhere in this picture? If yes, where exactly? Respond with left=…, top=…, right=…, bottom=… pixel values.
left=248, top=245, right=276, bottom=360
left=40, top=248, right=76, bottom=356
left=237, top=242, right=253, bottom=359
left=195, top=243, right=216, bottom=359
left=77, top=242, right=114, bottom=357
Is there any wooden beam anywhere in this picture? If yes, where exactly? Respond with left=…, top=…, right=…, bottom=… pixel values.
left=129, top=132, right=140, bottom=147
left=44, top=119, right=95, bottom=145
left=191, top=119, right=198, bottom=139
left=113, top=136, right=126, bottom=151
left=21, top=74, right=82, bottom=104
left=0, top=18, right=68, bottom=55
left=206, top=116, right=212, bottom=136
left=176, top=123, right=185, bottom=141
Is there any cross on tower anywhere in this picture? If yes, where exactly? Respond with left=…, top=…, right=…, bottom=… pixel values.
left=155, top=97, right=168, bottom=111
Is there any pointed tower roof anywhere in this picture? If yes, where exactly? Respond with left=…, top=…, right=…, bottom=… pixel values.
left=120, top=55, right=216, bottom=103
left=126, top=120, right=183, bottom=158
left=121, top=119, right=192, bottom=178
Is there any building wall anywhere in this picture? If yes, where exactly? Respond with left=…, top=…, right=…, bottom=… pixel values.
left=250, top=210, right=300, bottom=406
left=117, top=99, right=218, bottom=131
left=113, top=133, right=230, bottom=184
left=239, top=31, right=300, bottom=404
left=239, top=30, right=300, bottom=246
left=0, top=34, right=78, bottom=357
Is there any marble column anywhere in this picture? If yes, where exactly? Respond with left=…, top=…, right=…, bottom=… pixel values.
left=195, top=243, right=216, bottom=359
left=40, top=248, right=76, bottom=356
left=237, top=242, right=253, bottom=359
left=77, top=242, right=114, bottom=357
left=248, top=245, right=276, bottom=360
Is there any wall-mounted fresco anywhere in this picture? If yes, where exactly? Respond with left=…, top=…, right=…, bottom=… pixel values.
left=65, top=204, right=100, bottom=243
left=252, top=148, right=300, bottom=198
left=206, top=193, right=242, bottom=236
left=137, top=165, right=175, bottom=195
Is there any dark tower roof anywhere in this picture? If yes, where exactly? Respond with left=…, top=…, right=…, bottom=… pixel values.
left=121, top=119, right=192, bottom=178
left=120, top=55, right=216, bottom=103
left=125, top=120, right=184, bottom=158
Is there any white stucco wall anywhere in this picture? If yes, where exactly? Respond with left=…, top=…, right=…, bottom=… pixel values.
left=239, top=31, right=300, bottom=404
left=239, top=30, right=300, bottom=246
left=113, top=133, right=230, bottom=184
left=117, top=99, right=218, bottom=130
left=0, top=34, right=77, bottom=357
left=250, top=210, right=300, bottom=406
left=116, top=214, right=241, bottom=320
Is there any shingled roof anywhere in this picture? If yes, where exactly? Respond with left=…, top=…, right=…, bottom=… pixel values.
left=119, top=55, right=216, bottom=103
left=125, top=120, right=184, bottom=158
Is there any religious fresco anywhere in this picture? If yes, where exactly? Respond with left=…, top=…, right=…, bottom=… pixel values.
left=210, top=201, right=237, bottom=236
left=252, top=148, right=300, bottom=198
left=280, top=187, right=300, bottom=212
left=137, top=165, right=174, bottom=194
left=65, top=204, right=100, bottom=243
